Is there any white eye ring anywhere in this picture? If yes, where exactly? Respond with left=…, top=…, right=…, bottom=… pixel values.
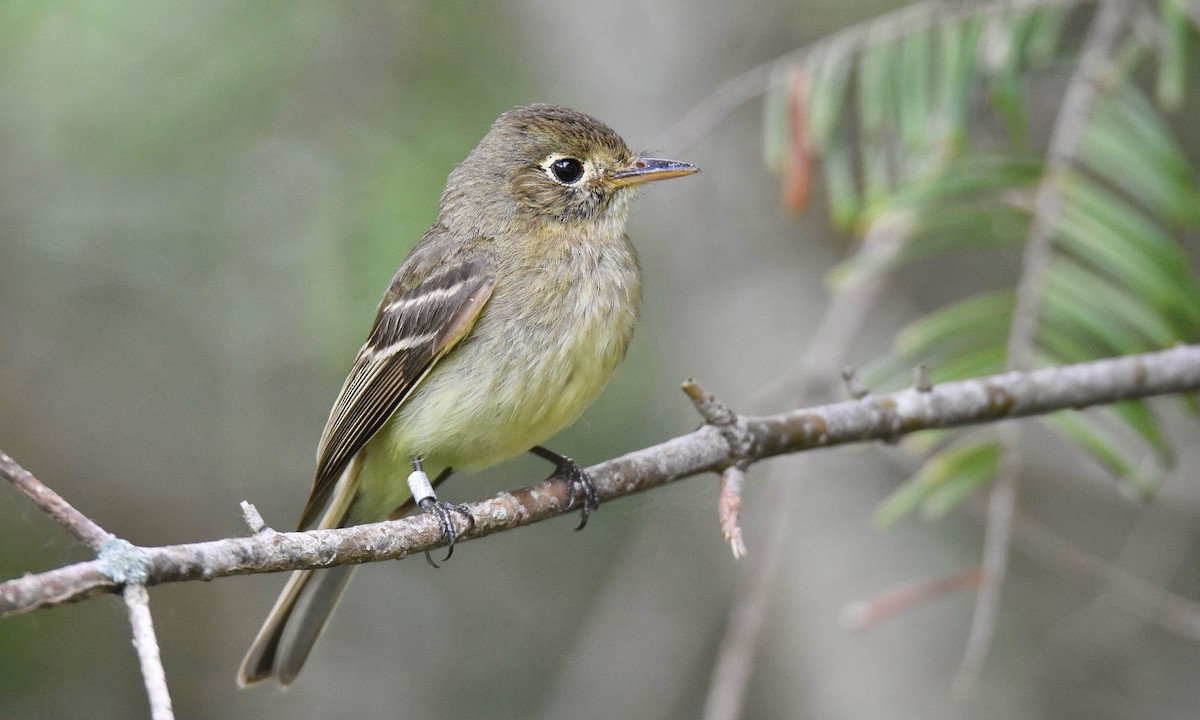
left=546, top=156, right=586, bottom=185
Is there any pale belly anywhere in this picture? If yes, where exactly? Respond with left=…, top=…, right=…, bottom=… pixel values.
left=387, top=307, right=632, bottom=469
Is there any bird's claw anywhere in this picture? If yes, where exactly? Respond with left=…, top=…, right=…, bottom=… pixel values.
left=529, top=446, right=600, bottom=530
left=553, top=456, right=600, bottom=531
left=418, top=497, right=475, bottom=568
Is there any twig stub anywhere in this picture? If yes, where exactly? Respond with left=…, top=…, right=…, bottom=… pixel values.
left=681, top=379, right=738, bottom=426
left=841, top=368, right=870, bottom=400
left=914, top=364, right=933, bottom=393
left=681, top=379, right=755, bottom=465
left=239, top=501, right=270, bottom=535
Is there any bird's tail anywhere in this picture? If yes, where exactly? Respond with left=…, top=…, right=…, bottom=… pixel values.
left=238, top=456, right=363, bottom=687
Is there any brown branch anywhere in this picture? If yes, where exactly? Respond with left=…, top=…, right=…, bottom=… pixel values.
left=1, top=449, right=111, bottom=550
left=2, top=344, right=1199, bottom=617
left=8, top=344, right=1200, bottom=607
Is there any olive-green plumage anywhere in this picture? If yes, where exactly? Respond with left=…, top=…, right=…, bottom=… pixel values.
left=239, top=104, right=697, bottom=686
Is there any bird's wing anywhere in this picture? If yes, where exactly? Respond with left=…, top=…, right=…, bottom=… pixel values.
left=297, top=258, right=496, bottom=529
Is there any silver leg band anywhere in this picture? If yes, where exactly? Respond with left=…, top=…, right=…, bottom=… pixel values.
left=407, top=469, right=436, bottom=505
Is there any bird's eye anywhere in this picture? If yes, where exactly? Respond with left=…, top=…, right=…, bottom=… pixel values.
left=549, top=157, right=585, bottom=185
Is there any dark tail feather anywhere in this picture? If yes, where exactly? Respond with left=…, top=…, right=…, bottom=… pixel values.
left=238, top=563, right=357, bottom=686
left=239, top=455, right=363, bottom=686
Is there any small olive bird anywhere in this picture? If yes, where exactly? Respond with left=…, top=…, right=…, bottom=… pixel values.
left=238, top=104, right=698, bottom=685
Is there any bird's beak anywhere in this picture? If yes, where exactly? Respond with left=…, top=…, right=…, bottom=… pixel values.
left=606, top=157, right=699, bottom=187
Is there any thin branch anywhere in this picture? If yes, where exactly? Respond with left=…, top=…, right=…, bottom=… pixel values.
left=2, top=344, right=1199, bottom=616
left=123, top=584, right=174, bottom=720
left=959, top=0, right=1129, bottom=686
left=1, top=449, right=111, bottom=550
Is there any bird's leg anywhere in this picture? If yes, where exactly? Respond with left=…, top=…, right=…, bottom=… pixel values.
left=407, top=459, right=474, bottom=568
left=529, top=446, right=599, bottom=530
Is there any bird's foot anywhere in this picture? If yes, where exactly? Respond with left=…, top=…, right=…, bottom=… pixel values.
left=408, top=463, right=474, bottom=568
left=531, top=446, right=599, bottom=530
left=417, top=497, right=475, bottom=568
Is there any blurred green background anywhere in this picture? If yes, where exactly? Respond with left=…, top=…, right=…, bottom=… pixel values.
left=3, top=2, right=1200, bottom=719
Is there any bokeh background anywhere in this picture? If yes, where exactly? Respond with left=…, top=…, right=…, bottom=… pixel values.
left=3, top=2, right=1200, bottom=719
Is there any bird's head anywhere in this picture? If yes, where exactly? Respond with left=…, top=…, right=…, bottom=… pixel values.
left=438, top=104, right=697, bottom=236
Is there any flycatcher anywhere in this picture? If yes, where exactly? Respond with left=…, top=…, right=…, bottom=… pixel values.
left=239, top=104, right=698, bottom=686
